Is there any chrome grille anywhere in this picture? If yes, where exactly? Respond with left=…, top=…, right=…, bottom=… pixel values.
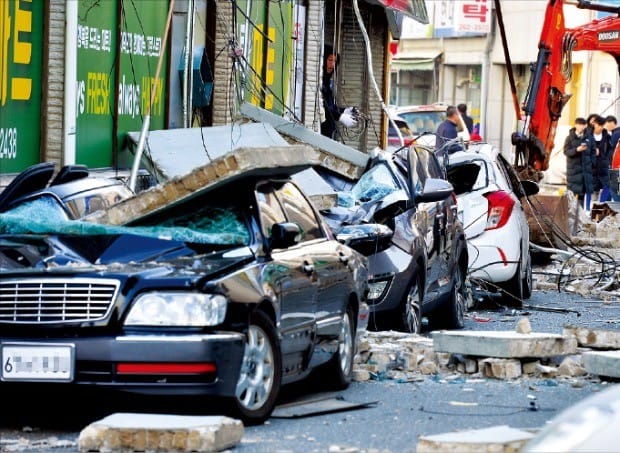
left=0, top=278, right=119, bottom=323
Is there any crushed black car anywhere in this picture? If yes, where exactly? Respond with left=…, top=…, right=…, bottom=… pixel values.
left=322, top=147, right=468, bottom=333
left=0, top=148, right=369, bottom=424
left=0, top=162, right=135, bottom=218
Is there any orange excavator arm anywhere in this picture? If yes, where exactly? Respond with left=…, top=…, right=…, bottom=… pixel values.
left=511, top=0, right=571, bottom=178
left=511, top=0, right=620, bottom=179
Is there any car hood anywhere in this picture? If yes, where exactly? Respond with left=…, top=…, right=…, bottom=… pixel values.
left=0, top=233, right=254, bottom=279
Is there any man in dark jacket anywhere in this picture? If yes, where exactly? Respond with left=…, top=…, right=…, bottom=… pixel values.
left=320, top=47, right=358, bottom=140
left=563, top=117, right=593, bottom=209
left=604, top=115, right=620, bottom=201
left=457, top=103, right=474, bottom=133
left=436, top=105, right=463, bottom=155
left=590, top=115, right=613, bottom=202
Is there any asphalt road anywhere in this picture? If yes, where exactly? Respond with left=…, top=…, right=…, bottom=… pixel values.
left=1, top=287, right=618, bottom=452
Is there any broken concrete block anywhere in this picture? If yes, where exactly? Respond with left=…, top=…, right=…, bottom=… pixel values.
left=465, top=358, right=478, bottom=374
left=435, top=352, right=451, bottom=367
left=352, top=369, right=371, bottom=382
left=563, top=325, right=620, bottom=349
left=479, top=358, right=522, bottom=379
left=432, top=331, right=577, bottom=358
left=515, top=317, right=532, bottom=334
left=416, top=425, right=534, bottom=453
left=419, top=361, right=438, bottom=375
left=583, top=350, right=620, bottom=378
left=558, top=357, right=586, bottom=377
left=78, top=413, right=244, bottom=452
left=522, top=360, right=540, bottom=375
left=369, top=352, right=392, bottom=373
left=535, top=363, right=558, bottom=378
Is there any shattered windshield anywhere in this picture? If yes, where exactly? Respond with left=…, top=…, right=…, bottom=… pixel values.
left=346, top=163, right=399, bottom=205
left=0, top=195, right=250, bottom=245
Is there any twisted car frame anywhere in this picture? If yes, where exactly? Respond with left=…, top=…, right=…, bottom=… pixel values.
left=322, top=146, right=468, bottom=333
left=0, top=147, right=369, bottom=424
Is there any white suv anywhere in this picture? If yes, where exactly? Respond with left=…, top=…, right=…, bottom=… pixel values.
left=444, top=143, right=539, bottom=306
left=389, top=103, right=470, bottom=148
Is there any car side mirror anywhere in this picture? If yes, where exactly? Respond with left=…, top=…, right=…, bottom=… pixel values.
left=336, top=223, right=394, bottom=255
left=520, top=179, right=540, bottom=197
left=416, top=178, right=454, bottom=202
left=270, top=222, right=301, bottom=249
left=371, top=189, right=412, bottom=223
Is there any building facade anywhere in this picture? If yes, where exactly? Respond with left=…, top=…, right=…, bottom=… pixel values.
left=390, top=0, right=620, bottom=175
left=1, top=0, right=425, bottom=183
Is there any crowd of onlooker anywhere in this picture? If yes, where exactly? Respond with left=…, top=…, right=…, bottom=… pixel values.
left=564, top=113, right=620, bottom=210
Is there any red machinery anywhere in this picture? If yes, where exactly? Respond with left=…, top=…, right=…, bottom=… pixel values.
left=508, top=0, right=620, bottom=179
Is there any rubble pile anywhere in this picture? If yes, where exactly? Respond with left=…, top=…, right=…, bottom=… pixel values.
left=353, top=320, right=620, bottom=384
left=530, top=196, right=620, bottom=297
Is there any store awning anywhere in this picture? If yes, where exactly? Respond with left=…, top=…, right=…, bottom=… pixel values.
left=391, top=50, right=442, bottom=71
left=366, top=0, right=429, bottom=24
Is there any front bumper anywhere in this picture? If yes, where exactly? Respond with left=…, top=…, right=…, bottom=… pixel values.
left=0, top=332, right=245, bottom=397
left=366, top=246, right=415, bottom=313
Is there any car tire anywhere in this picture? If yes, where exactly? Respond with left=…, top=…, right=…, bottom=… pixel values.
left=444, top=262, right=466, bottom=329
left=232, top=311, right=282, bottom=425
left=522, top=251, right=533, bottom=299
left=325, top=304, right=355, bottom=389
left=395, top=274, right=422, bottom=334
left=502, top=257, right=524, bottom=307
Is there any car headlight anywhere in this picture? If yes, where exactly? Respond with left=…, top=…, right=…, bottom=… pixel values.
left=125, top=292, right=227, bottom=326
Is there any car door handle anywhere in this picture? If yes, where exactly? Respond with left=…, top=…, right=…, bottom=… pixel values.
left=303, top=262, right=314, bottom=275
left=339, top=252, right=348, bottom=265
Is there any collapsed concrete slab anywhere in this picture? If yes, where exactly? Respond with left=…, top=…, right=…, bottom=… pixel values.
left=432, top=331, right=577, bottom=358
left=77, top=413, right=244, bottom=452
left=564, top=325, right=620, bottom=349
left=87, top=145, right=320, bottom=225
left=582, top=350, right=620, bottom=378
left=416, top=425, right=534, bottom=453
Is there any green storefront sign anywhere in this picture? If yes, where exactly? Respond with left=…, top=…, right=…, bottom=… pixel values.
left=77, top=0, right=168, bottom=168
left=236, top=0, right=293, bottom=117
left=0, top=0, right=44, bottom=174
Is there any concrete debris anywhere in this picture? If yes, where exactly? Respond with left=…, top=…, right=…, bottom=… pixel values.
left=515, top=317, right=532, bottom=334
left=353, top=326, right=613, bottom=383
left=0, top=436, right=77, bottom=452
left=557, top=357, right=587, bottom=377
left=479, top=358, right=522, bottom=379
left=416, top=425, right=534, bottom=453
left=582, top=350, right=620, bottom=378
left=432, top=331, right=577, bottom=358
left=563, top=325, right=620, bottom=349
left=77, top=413, right=244, bottom=452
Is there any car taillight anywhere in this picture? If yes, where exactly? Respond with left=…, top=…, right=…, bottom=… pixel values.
left=484, top=190, right=514, bottom=230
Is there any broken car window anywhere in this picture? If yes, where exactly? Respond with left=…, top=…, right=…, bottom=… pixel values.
left=350, top=163, right=399, bottom=204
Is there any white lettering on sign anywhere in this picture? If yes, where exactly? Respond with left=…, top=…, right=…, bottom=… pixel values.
left=599, top=31, right=620, bottom=41
left=0, top=127, right=18, bottom=159
left=118, top=75, right=141, bottom=118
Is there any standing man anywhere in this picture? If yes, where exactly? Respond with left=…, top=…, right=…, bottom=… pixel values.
left=457, top=103, right=474, bottom=133
left=590, top=115, right=613, bottom=202
left=320, top=47, right=358, bottom=140
left=563, top=117, right=593, bottom=210
left=604, top=115, right=620, bottom=201
left=436, top=105, right=462, bottom=155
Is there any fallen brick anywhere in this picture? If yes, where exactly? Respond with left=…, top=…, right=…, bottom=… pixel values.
left=563, top=325, right=620, bottom=349
left=433, top=331, right=577, bottom=358
left=416, top=425, right=534, bottom=453
left=583, top=350, right=620, bottom=378
left=78, top=413, right=244, bottom=452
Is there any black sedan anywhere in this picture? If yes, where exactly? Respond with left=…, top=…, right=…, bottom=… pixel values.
left=0, top=171, right=368, bottom=424
left=322, top=146, right=468, bottom=333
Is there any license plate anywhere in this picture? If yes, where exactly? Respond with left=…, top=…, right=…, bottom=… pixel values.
left=1, top=343, right=74, bottom=382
